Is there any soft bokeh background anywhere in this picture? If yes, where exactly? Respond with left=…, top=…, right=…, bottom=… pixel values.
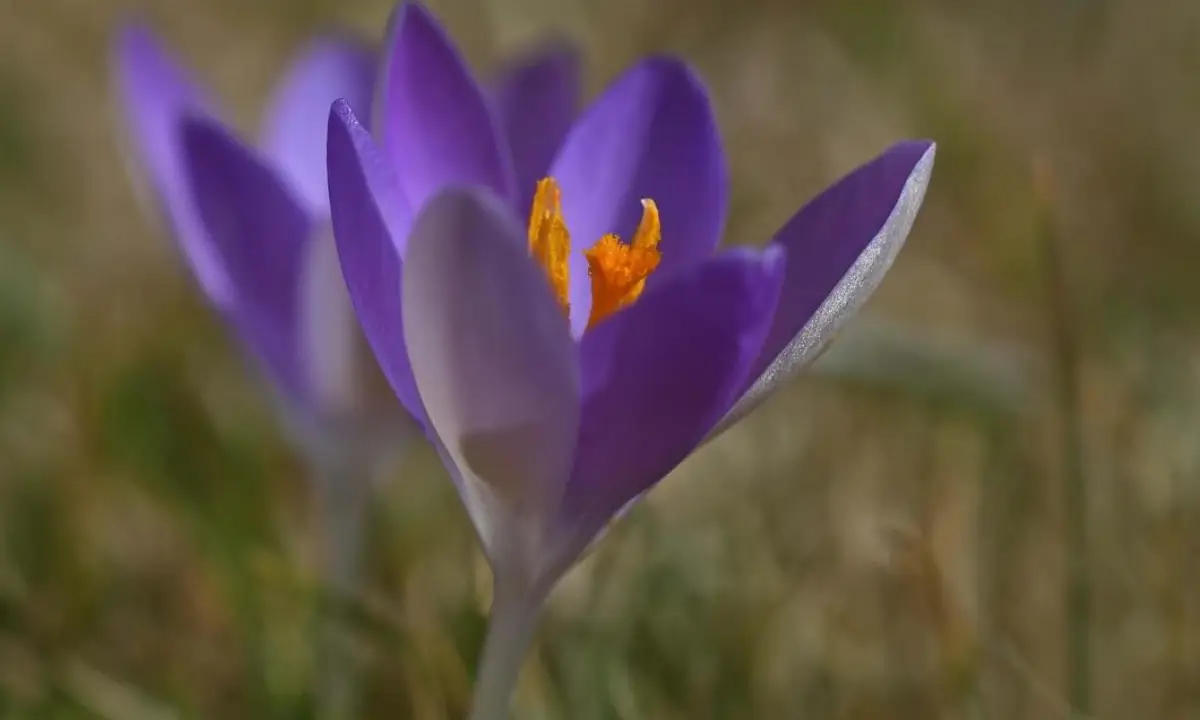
left=2, top=0, right=1198, bottom=717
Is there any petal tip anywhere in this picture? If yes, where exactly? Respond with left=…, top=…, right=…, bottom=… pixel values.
left=760, top=242, right=788, bottom=277
left=375, top=0, right=514, bottom=204
left=919, top=139, right=937, bottom=167
left=741, top=245, right=789, bottom=311
left=916, top=139, right=937, bottom=162
left=383, top=0, right=445, bottom=55
left=894, top=138, right=938, bottom=168
left=536, top=41, right=581, bottom=67
left=625, top=55, right=717, bottom=111
left=327, top=98, right=369, bottom=173
left=900, top=139, right=937, bottom=203
left=111, top=19, right=208, bottom=123
left=330, top=96, right=359, bottom=126
left=112, top=20, right=168, bottom=82
left=637, top=55, right=699, bottom=83
left=500, top=40, right=582, bottom=91
left=413, top=185, right=513, bottom=233
left=113, top=17, right=153, bottom=55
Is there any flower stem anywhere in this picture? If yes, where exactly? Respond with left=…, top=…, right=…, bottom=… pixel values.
left=468, top=578, right=543, bottom=720
left=310, top=452, right=372, bottom=720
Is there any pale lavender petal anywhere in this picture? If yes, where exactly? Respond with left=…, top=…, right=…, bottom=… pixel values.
left=297, top=225, right=386, bottom=421
left=708, top=141, right=936, bottom=440
left=551, top=246, right=785, bottom=570
left=490, top=44, right=580, bottom=214
left=550, top=57, right=729, bottom=335
left=402, top=188, right=579, bottom=547
left=326, top=100, right=424, bottom=426
left=112, top=22, right=230, bottom=304
left=374, top=2, right=513, bottom=212
left=261, top=36, right=376, bottom=214
left=181, top=117, right=314, bottom=400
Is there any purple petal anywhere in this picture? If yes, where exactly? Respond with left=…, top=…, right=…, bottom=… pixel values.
left=112, top=22, right=230, bottom=304
left=374, top=2, right=513, bottom=213
left=552, top=246, right=785, bottom=569
left=326, top=100, right=424, bottom=426
left=709, top=141, right=936, bottom=440
left=297, top=226, right=387, bottom=421
left=181, top=117, right=314, bottom=400
left=261, top=36, right=376, bottom=215
left=402, top=188, right=579, bottom=542
left=549, top=57, right=729, bottom=336
left=490, top=43, right=581, bottom=214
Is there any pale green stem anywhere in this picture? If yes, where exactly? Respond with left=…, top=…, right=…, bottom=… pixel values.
left=467, top=577, right=544, bottom=720
left=311, top=453, right=372, bottom=720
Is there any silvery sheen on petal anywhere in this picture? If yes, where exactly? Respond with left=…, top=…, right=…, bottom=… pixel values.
left=708, top=141, right=936, bottom=441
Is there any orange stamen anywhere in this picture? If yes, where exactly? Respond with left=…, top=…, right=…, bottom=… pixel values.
left=527, top=178, right=571, bottom=314
left=525, top=178, right=662, bottom=330
left=583, top=199, right=661, bottom=327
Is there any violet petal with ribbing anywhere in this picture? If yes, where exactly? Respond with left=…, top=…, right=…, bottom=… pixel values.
left=327, top=100, right=425, bottom=427
left=491, top=44, right=580, bottom=214
left=550, top=57, right=729, bottom=335
left=402, top=188, right=580, bottom=541
left=113, top=23, right=229, bottom=304
left=552, top=246, right=785, bottom=569
left=374, top=2, right=513, bottom=212
left=181, top=117, right=314, bottom=400
left=261, top=37, right=376, bottom=214
left=710, top=141, right=936, bottom=440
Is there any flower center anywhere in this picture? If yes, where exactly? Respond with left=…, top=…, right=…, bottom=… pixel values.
left=527, top=177, right=661, bottom=329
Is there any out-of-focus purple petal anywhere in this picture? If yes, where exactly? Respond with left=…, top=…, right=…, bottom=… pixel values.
left=261, top=37, right=376, bottom=215
left=708, top=141, right=936, bottom=440
left=181, top=117, right=315, bottom=400
left=113, top=22, right=230, bottom=304
left=402, top=188, right=579, bottom=552
left=298, top=226, right=378, bottom=420
left=326, top=100, right=425, bottom=426
left=551, top=246, right=785, bottom=570
left=374, top=2, right=513, bottom=213
left=550, top=57, right=729, bottom=335
left=490, top=44, right=580, bottom=214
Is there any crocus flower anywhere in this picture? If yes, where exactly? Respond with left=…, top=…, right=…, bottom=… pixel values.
left=326, top=2, right=933, bottom=715
left=113, top=24, right=395, bottom=460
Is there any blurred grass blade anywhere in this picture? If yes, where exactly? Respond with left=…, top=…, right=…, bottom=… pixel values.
left=812, top=316, right=1040, bottom=417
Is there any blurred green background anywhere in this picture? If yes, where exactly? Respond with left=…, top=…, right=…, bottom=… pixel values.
left=1, top=0, right=1198, bottom=717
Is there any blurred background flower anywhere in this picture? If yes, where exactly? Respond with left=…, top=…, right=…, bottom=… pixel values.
left=0, top=0, right=1197, bottom=718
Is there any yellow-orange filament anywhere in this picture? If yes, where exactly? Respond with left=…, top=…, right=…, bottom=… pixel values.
left=525, top=177, right=662, bottom=330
